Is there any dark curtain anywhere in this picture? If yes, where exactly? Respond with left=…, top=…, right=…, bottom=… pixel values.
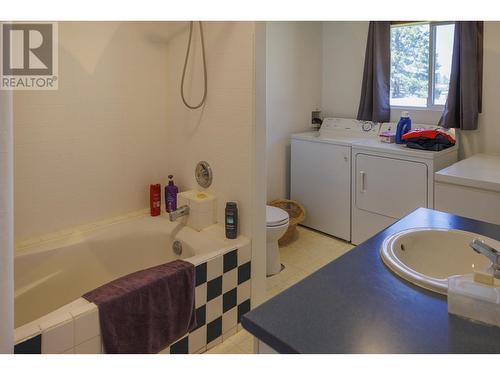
left=439, top=21, right=484, bottom=130
left=357, top=21, right=391, bottom=123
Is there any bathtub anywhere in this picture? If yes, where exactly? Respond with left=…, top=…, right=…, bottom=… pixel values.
left=13, top=211, right=251, bottom=354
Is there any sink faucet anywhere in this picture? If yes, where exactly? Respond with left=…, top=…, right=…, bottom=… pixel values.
left=470, top=239, right=500, bottom=278
left=169, top=205, right=190, bottom=222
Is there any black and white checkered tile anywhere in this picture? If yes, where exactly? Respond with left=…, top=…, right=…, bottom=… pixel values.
left=165, top=245, right=252, bottom=354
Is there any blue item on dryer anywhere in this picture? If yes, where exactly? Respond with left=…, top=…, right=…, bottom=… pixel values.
left=395, top=111, right=412, bottom=144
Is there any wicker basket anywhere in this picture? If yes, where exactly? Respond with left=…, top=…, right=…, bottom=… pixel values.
left=269, top=199, right=306, bottom=246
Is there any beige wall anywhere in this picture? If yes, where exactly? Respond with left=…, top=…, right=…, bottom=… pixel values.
left=0, top=90, right=14, bottom=353
left=321, top=22, right=368, bottom=120
left=457, top=22, right=500, bottom=159
left=14, top=22, right=171, bottom=240
left=266, top=22, right=322, bottom=201
left=321, top=21, right=500, bottom=159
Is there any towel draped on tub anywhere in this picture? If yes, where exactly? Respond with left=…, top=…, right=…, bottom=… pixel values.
left=83, top=259, right=196, bottom=354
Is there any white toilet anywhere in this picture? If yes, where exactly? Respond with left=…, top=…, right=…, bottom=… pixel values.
left=266, top=205, right=289, bottom=276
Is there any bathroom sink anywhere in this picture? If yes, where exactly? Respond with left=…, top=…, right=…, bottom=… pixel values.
left=380, top=228, right=498, bottom=295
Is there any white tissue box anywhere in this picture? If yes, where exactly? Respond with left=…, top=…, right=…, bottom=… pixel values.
left=448, top=274, right=500, bottom=327
left=177, top=190, right=216, bottom=231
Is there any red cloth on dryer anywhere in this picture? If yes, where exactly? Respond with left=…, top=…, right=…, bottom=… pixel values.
left=401, top=129, right=455, bottom=151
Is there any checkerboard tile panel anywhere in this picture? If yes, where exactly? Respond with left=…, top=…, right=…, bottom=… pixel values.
left=166, top=245, right=252, bottom=354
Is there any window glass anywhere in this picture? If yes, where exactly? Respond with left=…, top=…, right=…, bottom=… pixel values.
left=433, top=24, right=455, bottom=105
left=390, top=23, right=430, bottom=107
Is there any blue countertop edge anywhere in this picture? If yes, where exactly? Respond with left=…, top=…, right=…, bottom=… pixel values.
left=241, top=208, right=500, bottom=354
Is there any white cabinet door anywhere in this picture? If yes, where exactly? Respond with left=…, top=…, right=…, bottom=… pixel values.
left=435, top=182, right=500, bottom=225
left=355, top=153, right=428, bottom=219
left=291, top=139, right=351, bottom=240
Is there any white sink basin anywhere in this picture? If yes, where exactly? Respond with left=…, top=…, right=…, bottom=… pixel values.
left=380, top=228, right=498, bottom=295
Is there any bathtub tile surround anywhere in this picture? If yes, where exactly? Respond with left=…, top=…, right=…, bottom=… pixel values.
left=40, top=313, right=74, bottom=354
left=14, top=210, right=251, bottom=354
left=206, top=296, right=223, bottom=323
left=14, top=245, right=251, bottom=354
left=188, top=326, right=207, bottom=354
left=74, top=335, right=102, bottom=354
left=72, top=305, right=100, bottom=346
left=207, top=256, right=223, bottom=281
left=14, top=335, right=41, bottom=354
left=195, top=284, right=207, bottom=308
left=169, top=335, right=189, bottom=354
left=224, top=250, right=238, bottom=272
left=164, top=246, right=252, bottom=354
left=223, top=268, right=238, bottom=293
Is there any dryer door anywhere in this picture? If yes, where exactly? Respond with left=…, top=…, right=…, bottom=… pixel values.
left=355, top=153, right=428, bottom=219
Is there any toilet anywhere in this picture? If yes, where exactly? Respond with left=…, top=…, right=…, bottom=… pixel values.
left=266, top=205, right=289, bottom=276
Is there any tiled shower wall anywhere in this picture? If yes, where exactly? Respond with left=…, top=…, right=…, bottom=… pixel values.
left=14, top=244, right=251, bottom=354
left=13, top=21, right=257, bottom=243
left=13, top=22, right=172, bottom=241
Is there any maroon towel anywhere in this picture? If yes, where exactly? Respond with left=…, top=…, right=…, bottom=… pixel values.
left=83, top=259, right=196, bottom=354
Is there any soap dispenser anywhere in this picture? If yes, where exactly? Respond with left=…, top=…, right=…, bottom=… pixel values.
left=165, top=175, right=179, bottom=213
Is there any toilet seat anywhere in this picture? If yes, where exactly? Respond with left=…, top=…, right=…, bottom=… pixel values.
left=266, top=205, right=289, bottom=227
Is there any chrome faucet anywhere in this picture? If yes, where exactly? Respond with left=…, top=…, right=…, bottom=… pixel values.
left=169, top=205, right=190, bottom=222
left=470, top=239, right=500, bottom=278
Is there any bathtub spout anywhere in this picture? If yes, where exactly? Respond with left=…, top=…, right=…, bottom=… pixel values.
left=169, top=205, right=190, bottom=222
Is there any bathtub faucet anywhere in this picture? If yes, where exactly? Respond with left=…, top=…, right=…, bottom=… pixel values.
left=470, top=239, right=500, bottom=278
left=169, top=205, right=190, bottom=222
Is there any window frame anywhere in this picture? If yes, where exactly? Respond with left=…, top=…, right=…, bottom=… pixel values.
left=390, top=21, right=455, bottom=111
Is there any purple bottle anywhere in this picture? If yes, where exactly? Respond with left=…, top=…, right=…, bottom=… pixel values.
left=165, top=175, right=179, bottom=213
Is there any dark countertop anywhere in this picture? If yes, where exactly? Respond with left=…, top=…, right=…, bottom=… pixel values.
left=241, top=208, right=500, bottom=353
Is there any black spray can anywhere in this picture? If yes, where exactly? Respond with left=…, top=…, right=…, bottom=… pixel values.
left=225, top=202, right=238, bottom=239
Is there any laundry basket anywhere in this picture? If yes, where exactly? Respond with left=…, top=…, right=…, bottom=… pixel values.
left=269, top=199, right=306, bottom=246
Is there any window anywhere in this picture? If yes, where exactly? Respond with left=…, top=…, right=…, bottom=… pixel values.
left=390, top=22, right=455, bottom=109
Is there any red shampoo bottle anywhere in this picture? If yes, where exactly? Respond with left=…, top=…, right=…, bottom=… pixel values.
left=150, top=184, right=161, bottom=216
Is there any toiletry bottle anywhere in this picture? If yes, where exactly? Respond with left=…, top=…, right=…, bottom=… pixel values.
left=150, top=184, right=161, bottom=216
left=165, top=175, right=179, bottom=213
left=395, top=111, right=412, bottom=144
left=225, top=202, right=238, bottom=239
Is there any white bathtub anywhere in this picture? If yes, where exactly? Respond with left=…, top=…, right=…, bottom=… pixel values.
left=14, top=211, right=251, bottom=354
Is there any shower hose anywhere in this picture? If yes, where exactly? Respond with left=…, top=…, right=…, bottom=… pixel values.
left=180, top=21, right=207, bottom=109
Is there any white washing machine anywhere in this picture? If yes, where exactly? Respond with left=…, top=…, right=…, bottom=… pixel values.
left=351, top=136, right=458, bottom=245
left=290, top=118, right=380, bottom=241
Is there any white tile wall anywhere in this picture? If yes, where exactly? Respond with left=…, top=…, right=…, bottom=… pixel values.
left=207, top=256, right=223, bottom=281
left=188, top=325, right=207, bottom=354
left=74, top=336, right=101, bottom=354
left=206, top=296, right=223, bottom=323
left=13, top=22, right=172, bottom=241
left=14, top=21, right=257, bottom=246
left=238, top=244, right=251, bottom=266
left=195, top=283, right=207, bottom=308
left=222, top=268, right=237, bottom=293
left=14, top=320, right=41, bottom=344
left=164, top=22, right=255, bottom=238
left=40, top=314, right=74, bottom=354
left=72, top=305, right=100, bottom=346
left=237, top=280, right=251, bottom=305
left=222, top=307, right=237, bottom=334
